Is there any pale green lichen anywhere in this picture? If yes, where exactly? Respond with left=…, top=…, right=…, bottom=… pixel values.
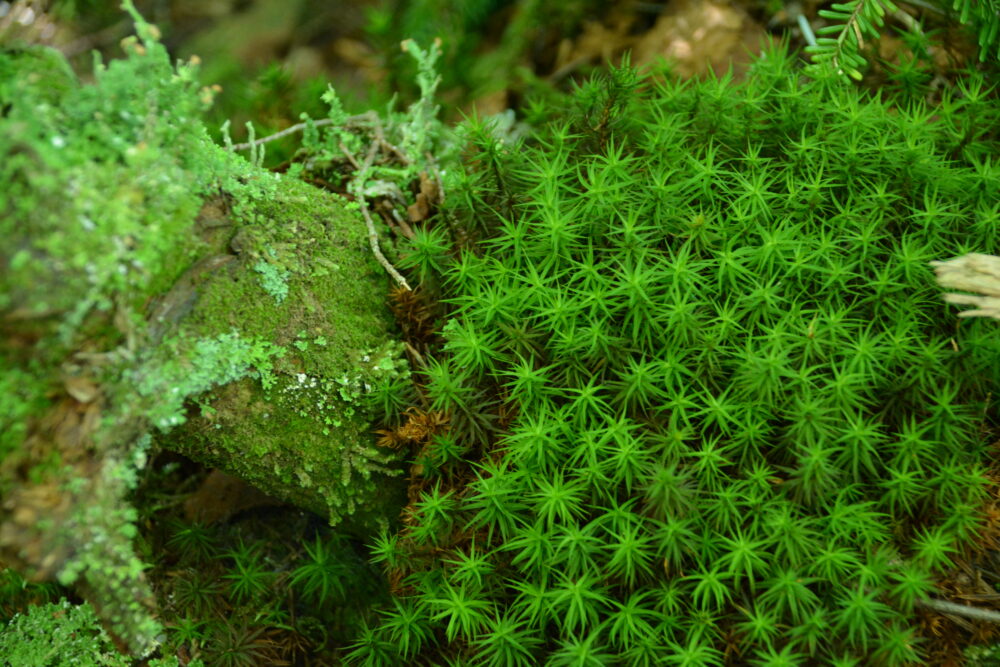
left=0, top=11, right=222, bottom=653
left=132, top=331, right=285, bottom=430
left=1, top=3, right=411, bottom=656
left=0, top=4, right=402, bottom=656
left=253, top=252, right=292, bottom=304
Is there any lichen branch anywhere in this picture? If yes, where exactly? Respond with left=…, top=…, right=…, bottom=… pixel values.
left=227, top=113, right=373, bottom=152
left=931, top=253, right=1000, bottom=319
left=918, top=597, right=1000, bottom=624
left=341, top=139, right=412, bottom=292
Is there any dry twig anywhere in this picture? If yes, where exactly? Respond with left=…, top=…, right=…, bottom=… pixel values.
left=918, top=597, right=1000, bottom=624
left=341, top=140, right=412, bottom=291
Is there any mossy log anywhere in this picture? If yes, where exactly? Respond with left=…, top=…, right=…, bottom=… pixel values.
left=0, top=36, right=406, bottom=654
left=148, top=181, right=409, bottom=531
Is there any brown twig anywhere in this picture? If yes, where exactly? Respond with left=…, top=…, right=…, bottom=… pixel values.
left=373, top=117, right=412, bottom=166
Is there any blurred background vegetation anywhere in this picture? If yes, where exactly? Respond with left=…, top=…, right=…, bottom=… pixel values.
left=2, top=0, right=994, bottom=167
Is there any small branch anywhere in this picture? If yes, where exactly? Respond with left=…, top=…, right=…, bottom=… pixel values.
left=229, top=118, right=332, bottom=152
left=381, top=137, right=411, bottom=165
left=371, top=114, right=411, bottom=166
left=426, top=153, right=446, bottom=204
left=390, top=207, right=416, bottom=241
left=228, top=107, right=410, bottom=290
left=350, top=181, right=412, bottom=292
left=918, top=597, right=1000, bottom=624
left=341, top=139, right=411, bottom=292
left=404, top=341, right=426, bottom=369
left=228, top=113, right=374, bottom=152
left=339, top=141, right=362, bottom=171
left=360, top=131, right=380, bottom=172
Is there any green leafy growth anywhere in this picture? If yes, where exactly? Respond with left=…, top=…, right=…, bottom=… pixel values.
left=0, top=599, right=130, bottom=667
left=252, top=259, right=291, bottom=304
left=398, top=38, right=443, bottom=162
left=134, top=332, right=285, bottom=431
left=300, top=38, right=454, bottom=194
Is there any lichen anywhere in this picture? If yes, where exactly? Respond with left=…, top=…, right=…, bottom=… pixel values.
left=131, top=331, right=286, bottom=431
left=0, top=14, right=221, bottom=653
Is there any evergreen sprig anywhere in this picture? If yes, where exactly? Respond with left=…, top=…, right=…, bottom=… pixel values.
left=952, top=0, right=1000, bottom=62
left=804, top=1, right=901, bottom=81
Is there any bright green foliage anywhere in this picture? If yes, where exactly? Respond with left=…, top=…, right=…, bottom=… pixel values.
left=410, top=482, right=460, bottom=546
left=0, top=599, right=130, bottom=667
left=353, top=40, right=1000, bottom=665
left=429, top=582, right=490, bottom=642
left=472, top=611, right=540, bottom=667
left=378, top=597, right=434, bottom=659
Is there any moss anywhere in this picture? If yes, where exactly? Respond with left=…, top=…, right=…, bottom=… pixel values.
left=0, top=24, right=215, bottom=654
left=0, top=6, right=407, bottom=656
left=158, top=174, right=407, bottom=531
left=346, top=43, right=1000, bottom=666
